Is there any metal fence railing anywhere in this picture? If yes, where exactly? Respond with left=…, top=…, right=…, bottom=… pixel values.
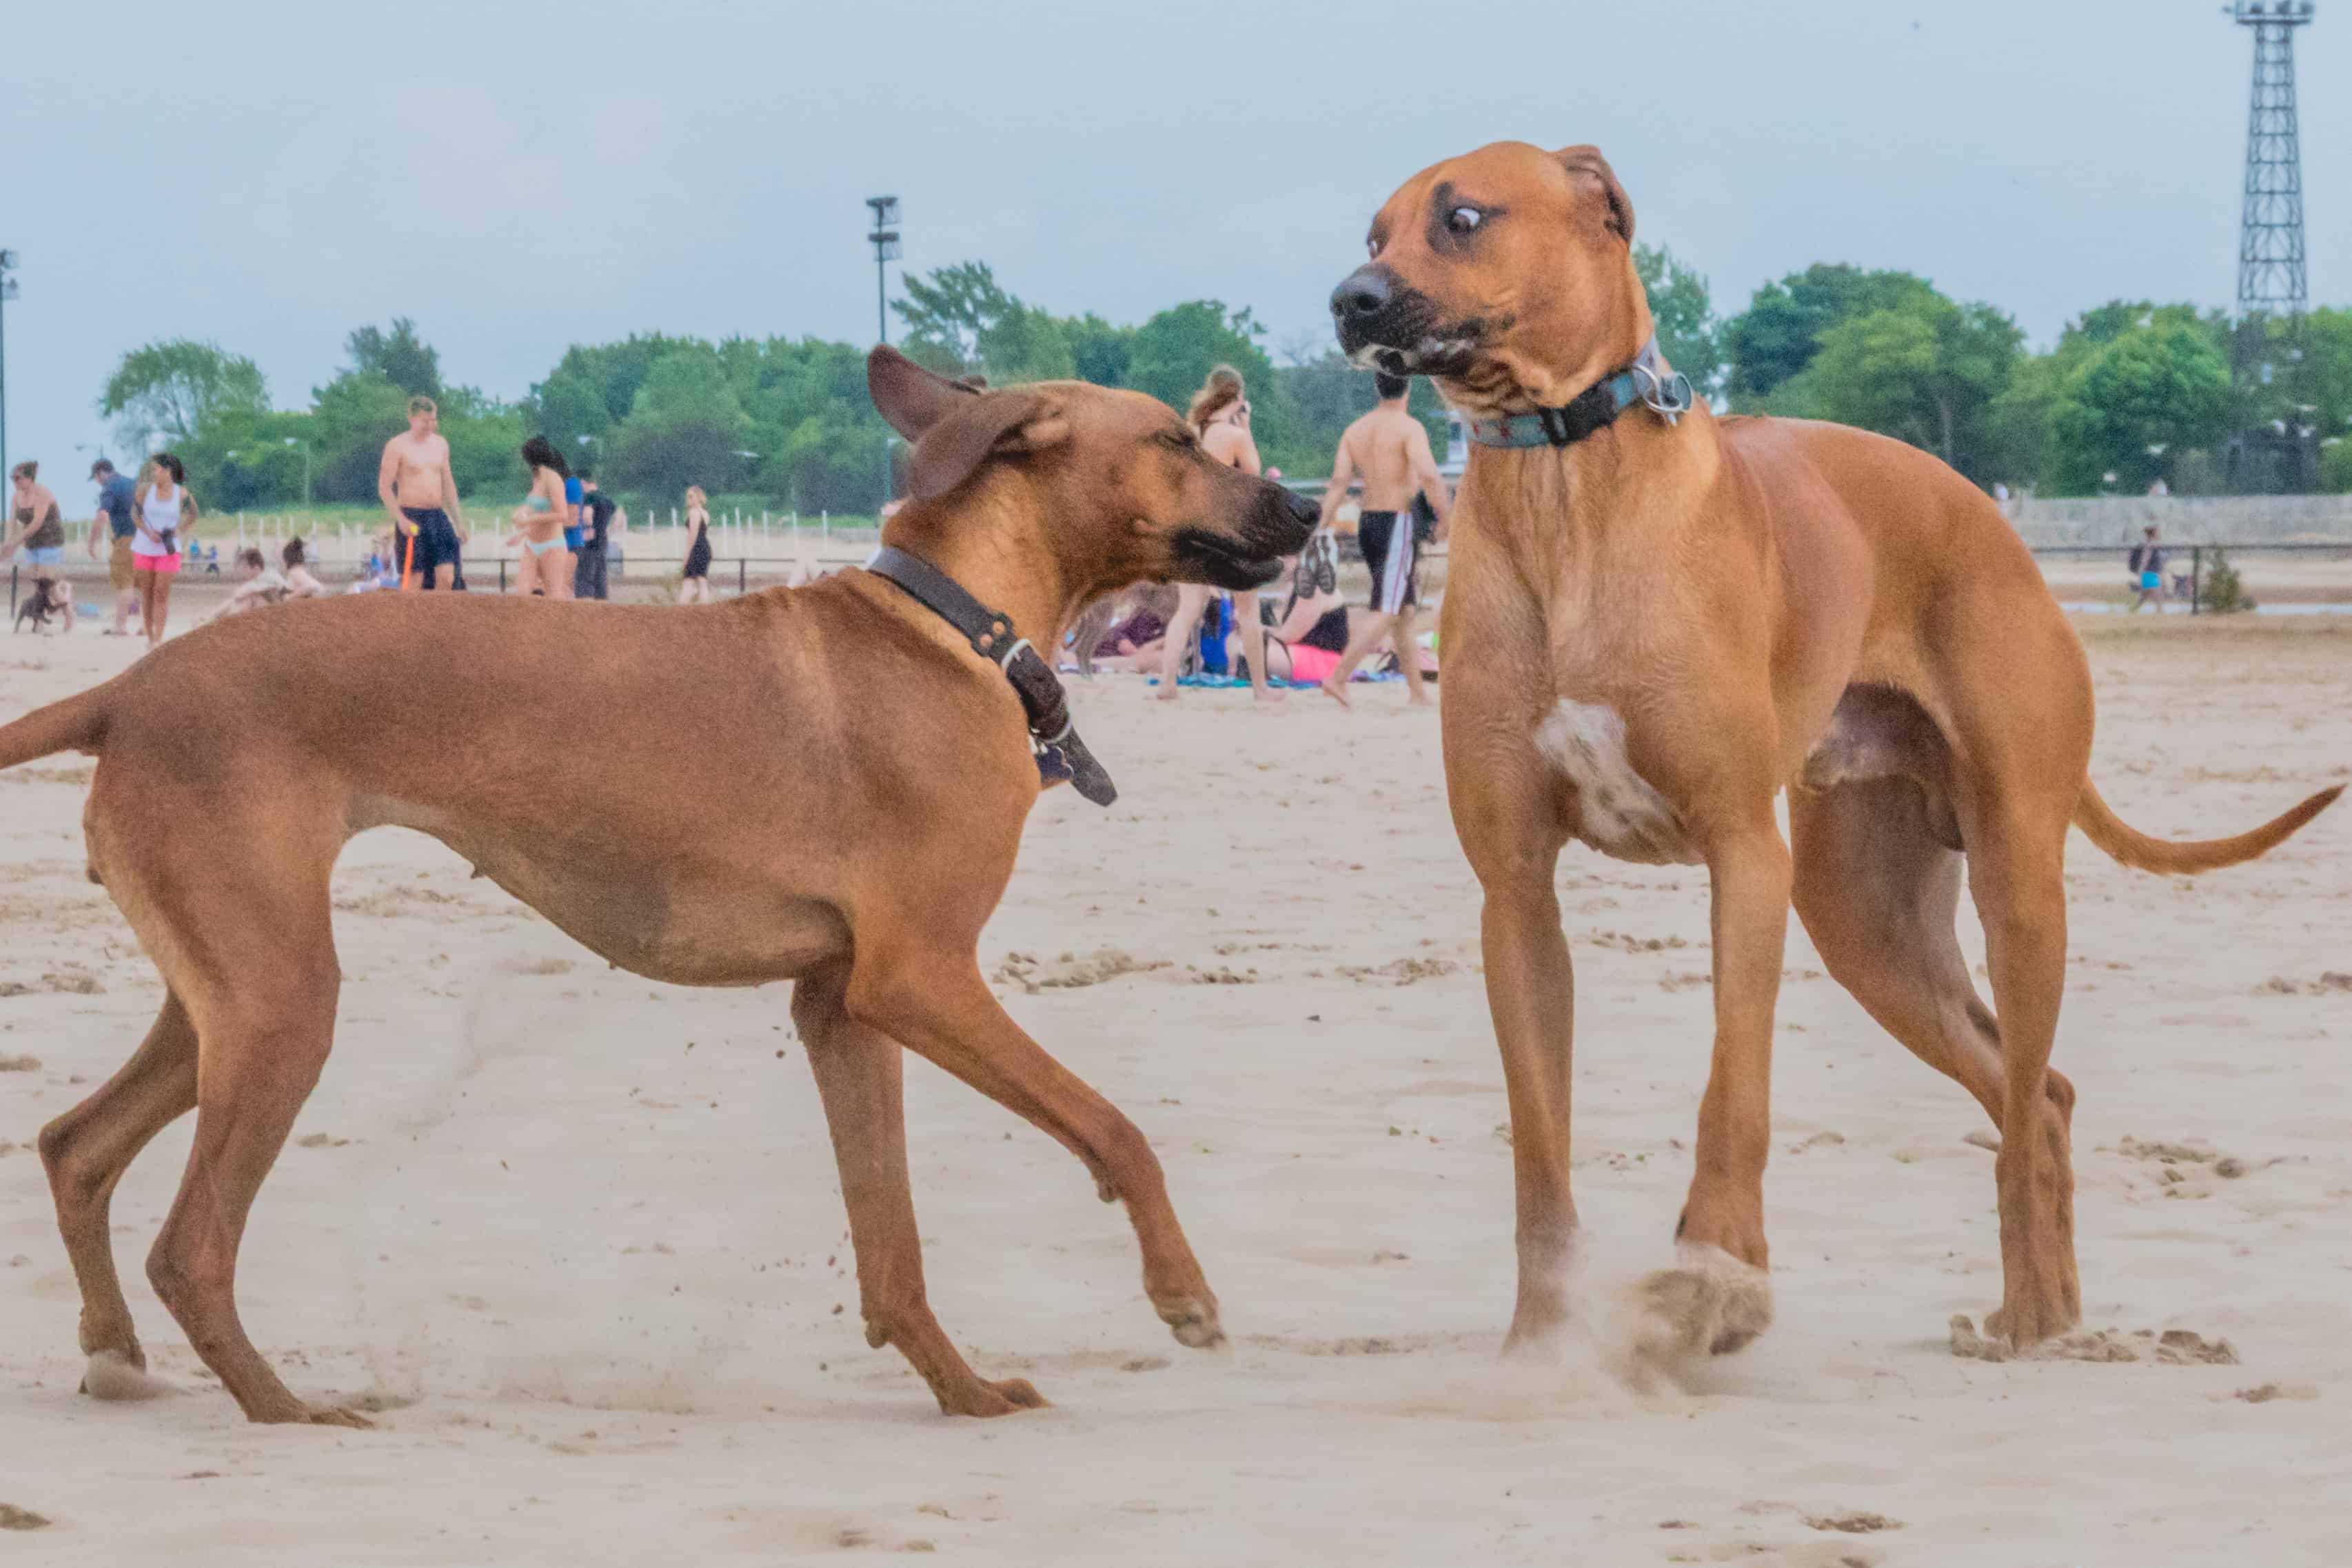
left=13, top=542, right=2352, bottom=622
left=7, top=553, right=882, bottom=616
left=2025, top=540, right=2352, bottom=615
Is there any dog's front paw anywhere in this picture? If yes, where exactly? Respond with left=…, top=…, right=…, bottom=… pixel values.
left=1159, top=1296, right=1225, bottom=1350
left=1631, top=1245, right=1774, bottom=1365
left=937, top=1376, right=1048, bottom=1418
left=81, top=1347, right=180, bottom=1402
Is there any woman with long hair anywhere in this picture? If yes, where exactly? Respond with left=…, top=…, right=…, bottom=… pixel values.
left=677, top=485, right=714, bottom=604
left=509, top=436, right=573, bottom=598
left=1157, top=367, right=1279, bottom=702
left=6, top=460, right=66, bottom=569
left=130, top=453, right=196, bottom=646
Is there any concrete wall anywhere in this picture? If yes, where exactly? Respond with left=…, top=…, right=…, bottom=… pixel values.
left=2007, top=494, right=2352, bottom=547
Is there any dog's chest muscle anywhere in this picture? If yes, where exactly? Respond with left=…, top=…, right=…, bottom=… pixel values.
left=1533, top=699, right=1696, bottom=865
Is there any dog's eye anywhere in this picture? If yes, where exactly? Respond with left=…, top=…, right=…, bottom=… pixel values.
left=1365, top=236, right=1379, bottom=259
left=1448, top=206, right=1483, bottom=235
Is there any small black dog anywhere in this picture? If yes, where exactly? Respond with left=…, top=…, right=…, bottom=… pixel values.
left=12, top=576, right=68, bottom=634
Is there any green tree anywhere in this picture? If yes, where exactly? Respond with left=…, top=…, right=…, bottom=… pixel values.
left=98, top=338, right=270, bottom=451
left=1634, top=244, right=1722, bottom=396
left=895, top=260, right=1019, bottom=374
left=442, top=397, right=529, bottom=498
left=893, top=261, right=1075, bottom=383
left=1983, top=349, right=2065, bottom=491
left=1064, top=313, right=1135, bottom=388
left=184, top=407, right=314, bottom=509
left=607, top=419, right=753, bottom=499
left=307, top=374, right=412, bottom=502
left=1722, top=265, right=1938, bottom=405
left=2045, top=318, right=2233, bottom=496
left=678, top=335, right=895, bottom=513
left=628, top=343, right=749, bottom=431
left=597, top=343, right=758, bottom=500
left=527, top=334, right=697, bottom=454
left=343, top=318, right=443, bottom=400
left=1799, top=294, right=2023, bottom=480
left=2304, top=307, right=2352, bottom=443
left=978, top=303, right=1076, bottom=383
left=1126, top=301, right=1275, bottom=420
left=2322, top=436, right=2351, bottom=493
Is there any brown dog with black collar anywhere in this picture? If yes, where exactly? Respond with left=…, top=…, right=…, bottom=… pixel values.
left=1331, top=141, right=2339, bottom=1358
left=1, top=347, right=1319, bottom=1425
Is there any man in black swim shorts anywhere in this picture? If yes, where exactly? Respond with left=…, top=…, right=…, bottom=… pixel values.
left=376, top=395, right=469, bottom=591
left=1310, top=370, right=1452, bottom=706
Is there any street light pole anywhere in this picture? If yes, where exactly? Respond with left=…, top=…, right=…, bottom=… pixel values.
left=865, top=198, right=902, bottom=517
left=0, top=250, right=19, bottom=486
left=866, top=195, right=900, bottom=347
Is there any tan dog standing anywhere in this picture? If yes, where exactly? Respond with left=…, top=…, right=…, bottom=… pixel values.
left=1331, top=141, right=2338, bottom=1356
left=0, top=347, right=1319, bottom=1425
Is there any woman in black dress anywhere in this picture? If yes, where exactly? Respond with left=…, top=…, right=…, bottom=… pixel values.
left=678, top=485, right=714, bottom=604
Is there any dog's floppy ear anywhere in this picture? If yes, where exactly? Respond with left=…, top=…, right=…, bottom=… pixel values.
left=907, top=391, right=1070, bottom=501
left=868, top=345, right=982, bottom=441
left=1555, top=145, right=1634, bottom=245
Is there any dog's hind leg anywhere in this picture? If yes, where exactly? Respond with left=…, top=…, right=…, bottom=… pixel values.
left=37, top=991, right=200, bottom=1392
left=1957, top=790, right=2080, bottom=1348
left=845, top=941, right=1221, bottom=1352
left=1794, top=779, right=2011, bottom=1119
left=791, top=965, right=1046, bottom=1417
left=104, top=806, right=366, bottom=1426
left=144, top=946, right=358, bottom=1425
left=1789, top=777, right=2078, bottom=1340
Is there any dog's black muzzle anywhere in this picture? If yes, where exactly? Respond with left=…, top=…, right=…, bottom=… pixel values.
left=1332, top=263, right=1425, bottom=357
left=1330, top=263, right=1473, bottom=376
left=1170, top=485, right=1319, bottom=591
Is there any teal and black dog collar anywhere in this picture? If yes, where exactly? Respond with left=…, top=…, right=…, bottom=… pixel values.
left=1464, top=338, right=1696, bottom=449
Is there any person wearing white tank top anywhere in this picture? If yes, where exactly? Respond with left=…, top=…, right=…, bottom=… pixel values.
left=130, top=452, right=199, bottom=648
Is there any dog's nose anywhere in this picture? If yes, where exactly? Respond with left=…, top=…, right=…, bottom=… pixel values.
left=1330, top=267, right=1393, bottom=321
left=1281, top=489, right=1321, bottom=529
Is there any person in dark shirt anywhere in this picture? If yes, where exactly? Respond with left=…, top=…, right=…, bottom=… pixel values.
left=87, top=458, right=142, bottom=635
left=2127, top=526, right=2167, bottom=613
left=573, top=469, right=617, bottom=600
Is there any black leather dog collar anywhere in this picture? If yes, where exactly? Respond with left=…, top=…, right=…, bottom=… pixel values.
left=866, top=545, right=1117, bottom=807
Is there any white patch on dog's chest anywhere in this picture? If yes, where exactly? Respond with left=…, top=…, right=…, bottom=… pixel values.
left=1533, top=700, right=1695, bottom=864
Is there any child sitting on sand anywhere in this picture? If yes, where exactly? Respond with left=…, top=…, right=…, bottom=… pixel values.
left=281, top=538, right=330, bottom=599
left=208, top=548, right=292, bottom=621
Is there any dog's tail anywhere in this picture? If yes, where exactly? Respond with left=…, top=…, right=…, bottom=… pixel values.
left=0, top=688, right=109, bottom=773
left=2074, top=777, right=2342, bottom=876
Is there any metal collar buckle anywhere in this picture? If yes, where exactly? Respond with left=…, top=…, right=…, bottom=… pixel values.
left=1628, top=341, right=1696, bottom=426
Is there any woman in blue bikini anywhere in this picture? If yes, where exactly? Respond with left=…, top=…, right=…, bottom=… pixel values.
left=509, top=436, right=574, bottom=598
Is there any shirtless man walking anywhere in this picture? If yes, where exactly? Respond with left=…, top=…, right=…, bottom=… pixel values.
left=376, top=395, right=467, bottom=591
left=1313, top=371, right=1450, bottom=706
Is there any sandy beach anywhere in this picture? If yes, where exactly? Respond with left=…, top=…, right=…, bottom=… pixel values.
left=1, top=608, right=2347, bottom=1566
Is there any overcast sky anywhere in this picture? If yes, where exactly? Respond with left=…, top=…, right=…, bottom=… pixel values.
left=1, top=0, right=2341, bottom=493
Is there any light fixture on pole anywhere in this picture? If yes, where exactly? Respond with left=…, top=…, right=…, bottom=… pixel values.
left=865, top=196, right=901, bottom=347
left=866, top=197, right=903, bottom=517
left=0, top=250, right=19, bottom=486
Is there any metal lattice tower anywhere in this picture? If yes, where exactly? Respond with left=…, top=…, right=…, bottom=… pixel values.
left=2233, top=1, right=2313, bottom=317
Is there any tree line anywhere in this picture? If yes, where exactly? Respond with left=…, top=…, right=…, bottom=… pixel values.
left=1710, top=267, right=2351, bottom=496
left=92, top=253, right=2352, bottom=513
